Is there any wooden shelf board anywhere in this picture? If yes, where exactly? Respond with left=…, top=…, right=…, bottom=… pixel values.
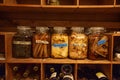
left=42, top=58, right=76, bottom=64
left=77, top=59, right=111, bottom=64
left=112, top=61, right=120, bottom=64
left=7, top=58, right=42, bottom=63
left=78, top=5, right=114, bottom=8
left=42, top=58, right=111, bottom=64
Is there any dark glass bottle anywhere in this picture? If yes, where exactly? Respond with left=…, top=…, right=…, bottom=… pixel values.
left=61, top=64, right=74, bottom=80
left=23, top=66, right=31, bottom=78
left=49, top=67, right=58, bottom=80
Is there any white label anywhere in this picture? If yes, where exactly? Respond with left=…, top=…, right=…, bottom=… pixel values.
left=96, top=72, right=106, bottom=79
left=63, top=74, right=74, bottom=80
left=50, top=72, right=57, bottom=79
left=36, top=40, right=49, bottom=44
left=13, top=41, right=31, bottom=45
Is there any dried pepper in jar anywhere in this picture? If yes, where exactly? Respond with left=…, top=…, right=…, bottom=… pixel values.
left=69, top=27, right=88, bottom=59
left=88, top=27, right=109, bottom=60
left=12, top=26, right=32, bottom=58
left=51, top=27, right=68, bottom=58
left=33, top=27, right=50, bottom=58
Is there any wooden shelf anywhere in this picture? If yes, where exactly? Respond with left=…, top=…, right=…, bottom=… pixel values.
left=0, top=0, right=120, bottom=80
left=7, top=58, right=42, bottom=63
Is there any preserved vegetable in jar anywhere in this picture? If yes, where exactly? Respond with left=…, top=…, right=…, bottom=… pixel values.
left=33, top=27, right=50, bottom=58
left=51, top=27, right=68, bottom=58
left=12, top=26, right=32, bottom=58
left=88, top=27, right=108, bottom=60
left=69, top=27, right=88, bottom=59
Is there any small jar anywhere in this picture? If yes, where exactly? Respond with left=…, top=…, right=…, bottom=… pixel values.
left=12, top=26, right=32, bottom=58
left=69, top=27, right=88, bottom=59
left=88, top=27, right=108, bottom=60
left=51, top=27, right=68, bottom=58
left=47, top=0, right=59, bottom=5
left=33, top=27, right=50, bottom=58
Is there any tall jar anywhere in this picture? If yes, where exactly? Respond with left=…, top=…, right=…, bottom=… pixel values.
left=69, top=27, right=88, bottom=59
left=12, top=26, right=32, bottom=58
left=33, top=27, right=50, bottom=58
left=51, top=27, right=68, bottom=58
left=88, top=27, right=108, bottom=60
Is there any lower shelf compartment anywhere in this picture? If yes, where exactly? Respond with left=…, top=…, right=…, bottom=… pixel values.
left=0, top=63, right=5, bottom=80
left=113, top=64, right=120, bottom=80
left=77, top=64, right=111, bottom=80
left=7, top=63, right=41, bottom=80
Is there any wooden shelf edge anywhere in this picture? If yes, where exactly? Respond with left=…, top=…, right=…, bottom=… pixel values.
left=7, top=58, right=42, bottom=63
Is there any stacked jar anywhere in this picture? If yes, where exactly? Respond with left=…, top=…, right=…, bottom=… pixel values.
left=69, top=27, right=88, bottom=59
left=12, top=26, right=32, bottom=58
left=51, top=27, right=68, bottom=58
left=33, top=27, right=50, bottom=58
left=88, top=27, right=109, bottom=60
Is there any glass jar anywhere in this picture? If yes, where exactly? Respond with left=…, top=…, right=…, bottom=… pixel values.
left=47, top=0, right=59, bottom=5
left=51, top=27, right=68, bottom=58
left=33, top=27, right=50, bottom=58
left=69, top=27, right=88, bottom=59
left=12, top=26, right=32, bottom=58
left=88, top=27, right=108, bottom=60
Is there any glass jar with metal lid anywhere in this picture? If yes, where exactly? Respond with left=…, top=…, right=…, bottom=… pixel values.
left=69, top=27, right=88, bottom=59
left=88, top=27, right=108, bottom=60
left=33, top=27, right=50, bottom=58
left=12, top=26, right=32, bottom=58
left=51, top=27, right=68, bottom=58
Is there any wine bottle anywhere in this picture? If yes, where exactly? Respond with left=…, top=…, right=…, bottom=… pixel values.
left=58, top=72, right=64, bottom=80
left=49, top=67, right=59, bottom=80
left=96, top=72, right=108, bottom=80
left=23, top=66, right=31, bottom=78
left=33, top=64, right=39, bottom=72
left=62, top=74, right=74, bottom=80
left=13, top=66, right=19, bottom=72
left=61, top=64, right=72, bottom=75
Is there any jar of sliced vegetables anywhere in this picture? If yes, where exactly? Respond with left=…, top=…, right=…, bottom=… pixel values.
left=88, top=27, right=108, bottom=60
left=69, top=27, right=88, bottom=59
left=51, top=27, right=68, bottom=58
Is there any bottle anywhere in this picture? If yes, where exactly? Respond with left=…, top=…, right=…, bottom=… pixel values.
left=96, top=72, right=108, bottom=80
left=13, top=65, right=19, bottom=72
left=61, top=64, right=74, bottom=80
left=33, top=64, right=39, bottom=72
left=12, top=26, right=32, bottom=58
left=23, top=66, right=31, bottom=78
left=58, top=72, right=64, bottom=80
left=49, top=67, right=58, bottom=80
left=62, top=74, right=74, bottom=80
left=61, top=64, right=72, bottom=75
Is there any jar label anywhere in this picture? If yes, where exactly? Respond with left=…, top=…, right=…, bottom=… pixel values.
left=53, top=43, right=67, bottom=47
left=96, top=72, right=106, bottom=79
left=36, top=40, right=49, bottom=44
left=98, top=40, right=106, bottom=45
left=13, top=41, right=31, bottom=45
